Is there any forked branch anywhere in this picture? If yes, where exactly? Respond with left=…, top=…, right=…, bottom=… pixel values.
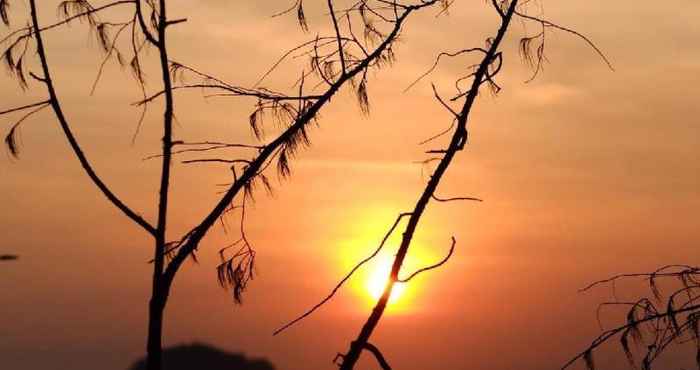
left=18, top=0, right=157, bottom=236
left=397, top=236, right=456, bottom=283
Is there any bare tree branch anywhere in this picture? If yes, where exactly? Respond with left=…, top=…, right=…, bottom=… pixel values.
left=404, top=48, right=487, bottom=92
left=181, top=158, right=252, bottom=165
left=162, top=1, right=444, bottom=300
left=397, top=236, right=455, bottom=283
left=273, top=212, right=412, bottom=335
left=336, top=2, right=519, bottom=368
left=0, top=100, right=51, bottom=116
left=26, top=0, right=156, bottom=236
left=514, top=10, right=614, bottom=72
left=362, top=342, right=393, bottom=370
left=327, top=0, right=346, bottom=75
left=565, top=265, right=700, bottom=370
left=431, top=194, right=482, bottom=203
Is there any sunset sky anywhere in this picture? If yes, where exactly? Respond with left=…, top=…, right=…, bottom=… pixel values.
left=2, top=1, right=700, bottom=370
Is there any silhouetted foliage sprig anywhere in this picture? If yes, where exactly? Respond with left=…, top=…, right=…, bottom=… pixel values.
left=0, top=0, right=9, bottom=26
left=2, top=100, right=50, bottom=157
left=565, top=265, right=700, bottom=370
left=1, top=0, right=154, bottom=151
left=216, top=241, right=256, bottom=303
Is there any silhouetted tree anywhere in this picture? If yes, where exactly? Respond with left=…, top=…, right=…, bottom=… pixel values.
left=274, top=1, right=611, bottom=368
left=564, top=265, right=700, bottom=370
left=1, top=1, right=449, bottom=369
left=127, top=343, right=275, bottom=370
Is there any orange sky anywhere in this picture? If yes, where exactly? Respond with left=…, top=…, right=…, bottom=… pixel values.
left=2, top=1, right=700, bottom=369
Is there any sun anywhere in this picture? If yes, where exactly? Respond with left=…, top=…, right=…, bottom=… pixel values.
left=334, top=206, right=443, bottom=311
left=366, top=256, right=406, bottom=303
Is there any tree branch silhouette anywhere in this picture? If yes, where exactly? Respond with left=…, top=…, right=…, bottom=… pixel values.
left=564, top=265, right=700, bottom=370
left=160, top=0, right=448, bottom=303
left=397, top=237, right=455, bottom=283
left=274, top=212, right=412, bottom=336
left=2, top=2, right=612, bottom=370
left=335, top=3, right=519, bottom=368
left=146, top=0, right=178, bottom=368
left=272, top=1, right=612, bottom=369
left=1, top=1, right=452, bottom=369
left=19, top=0, right=158, bottom=236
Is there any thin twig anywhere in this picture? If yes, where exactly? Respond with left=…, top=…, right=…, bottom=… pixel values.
left=273, top=212, right=412, bottom=335
left=398, top=237, right=456, bottom=283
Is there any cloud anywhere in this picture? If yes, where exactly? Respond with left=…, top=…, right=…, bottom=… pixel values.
left=511, top=83, right=583, bottom=106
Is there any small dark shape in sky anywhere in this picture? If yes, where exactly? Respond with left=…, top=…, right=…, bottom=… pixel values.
left=127, top=343, right=276, bottom=370
left=0, top=254, right=19, bottom=261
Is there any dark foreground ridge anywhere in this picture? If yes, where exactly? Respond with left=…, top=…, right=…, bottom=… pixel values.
left=128, top=343, right=275, bottom=370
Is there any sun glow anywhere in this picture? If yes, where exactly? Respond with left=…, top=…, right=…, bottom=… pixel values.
left=366, top=256, right=406, bottom=303
left=335, top=205, right=447, bottom=312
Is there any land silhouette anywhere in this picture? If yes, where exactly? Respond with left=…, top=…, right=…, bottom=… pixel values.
left=128, top=343, right=275, bottom=370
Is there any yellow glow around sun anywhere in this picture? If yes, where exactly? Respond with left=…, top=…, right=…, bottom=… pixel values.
left=334, top=205, right=446, bottom=313
left=366, top=256, right=406, bottom=303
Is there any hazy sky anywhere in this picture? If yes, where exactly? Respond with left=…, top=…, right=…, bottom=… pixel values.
left=2, top=1, right=700, bottom=370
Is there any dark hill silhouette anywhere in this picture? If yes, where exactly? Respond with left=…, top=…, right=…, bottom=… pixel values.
left=127, top=343, right=275, bottom=370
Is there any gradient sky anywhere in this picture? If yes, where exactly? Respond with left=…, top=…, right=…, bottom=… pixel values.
left=2, top=1, right=700, bottom=370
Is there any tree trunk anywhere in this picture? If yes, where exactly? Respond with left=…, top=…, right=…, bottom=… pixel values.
left=338, top=2, right=519, bottom=369
left=146, top=294, right=165, bottom=370
left=339, top=293, right=391, bottom=370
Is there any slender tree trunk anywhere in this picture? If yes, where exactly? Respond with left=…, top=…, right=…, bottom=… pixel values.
left=147, top=244, right=167, bottom=370
left=339, top=295, right=392, bottom=370
left=27, top=0, right=169, bottom=367
left=147, top=0, right=175, bottom=367
left=146, top=266, right=174, bottom=370
left=146, top=294, right=165, bottom=370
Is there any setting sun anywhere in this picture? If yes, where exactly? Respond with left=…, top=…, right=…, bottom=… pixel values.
left=3, top=1, right=698, bottom=370
left=366, top=257, right=406, bottom=303
left=334, top=207, right=440, bottom=311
